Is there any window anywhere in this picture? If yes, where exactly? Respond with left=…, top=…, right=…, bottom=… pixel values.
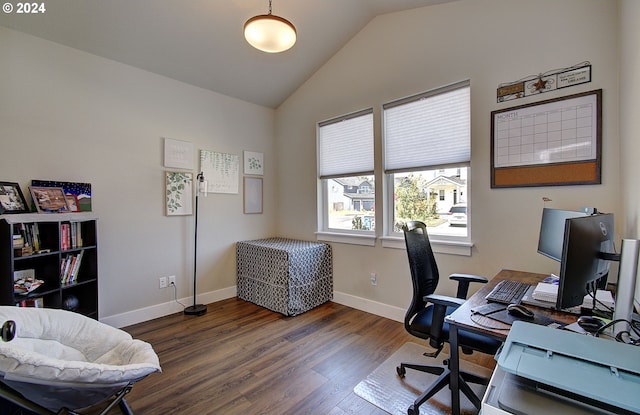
left=317, top=109, right=375, bottom=238
left=383, top=81, right=470, bottom=241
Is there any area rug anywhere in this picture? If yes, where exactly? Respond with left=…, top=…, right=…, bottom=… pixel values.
left=354, top=342, right=491, bottom=415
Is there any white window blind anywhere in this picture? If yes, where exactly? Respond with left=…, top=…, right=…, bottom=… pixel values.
left=318, top=109, right=374, bottom=179
left=383, top=81, right=470, bottom=173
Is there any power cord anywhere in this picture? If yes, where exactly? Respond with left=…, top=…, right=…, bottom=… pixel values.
left=170, top=282, right=187, bottom=309
left=594, top=318, right=640, bottom=345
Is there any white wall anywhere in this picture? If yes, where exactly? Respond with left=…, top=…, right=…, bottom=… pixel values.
left=275, top=0, right=622, bottom=317
left=0, top=27, right=277, bottom=326
left=1, top=0, right=633, bottom=327
left=620, top=0, right=640, bottom=238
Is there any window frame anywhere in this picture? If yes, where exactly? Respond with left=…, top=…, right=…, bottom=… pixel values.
left=316, top=109, right=376, bottom=245
left=381, top=81, right=472, bottom=253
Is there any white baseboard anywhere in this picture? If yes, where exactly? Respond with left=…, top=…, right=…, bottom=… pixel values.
left=332, top=291, right=405, bottom=323
left=100, top=287, right=404, bottom=328
left=100, top=286, right=237, bottom=328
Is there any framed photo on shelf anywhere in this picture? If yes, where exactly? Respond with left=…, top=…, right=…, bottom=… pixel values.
left=0, top=182, right=30, bottom=214
left=243, top=177, right=263, bottom=214
left=65, top=194, right=80, bottom=212
left=29, top=186, right=71, bottom=213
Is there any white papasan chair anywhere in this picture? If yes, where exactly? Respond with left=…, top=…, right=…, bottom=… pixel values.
left=0, top=306, right=161, bottom=415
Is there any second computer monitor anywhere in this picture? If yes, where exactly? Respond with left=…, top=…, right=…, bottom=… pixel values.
left=557, top=213, right=615, bottom=310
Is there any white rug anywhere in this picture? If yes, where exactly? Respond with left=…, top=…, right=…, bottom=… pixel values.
left=354, top=342, right=491, bottom=415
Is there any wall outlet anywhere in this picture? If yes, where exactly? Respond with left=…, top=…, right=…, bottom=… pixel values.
left=168, top=275, right=176, bottom=286
left=370, top=272, right=377, bottom=286
left=159, top=276, right=167, bottom=289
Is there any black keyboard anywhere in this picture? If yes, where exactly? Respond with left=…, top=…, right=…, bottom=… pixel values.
left=485, top=280, right=532, bottom=304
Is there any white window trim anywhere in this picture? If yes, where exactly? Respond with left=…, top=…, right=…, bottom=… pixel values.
left=380, top=235, right=472, bottom=256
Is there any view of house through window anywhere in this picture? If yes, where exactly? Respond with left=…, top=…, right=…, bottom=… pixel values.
left=326, top=175, right=375, bottom=231
left=391, top=167, right=467, bottom=237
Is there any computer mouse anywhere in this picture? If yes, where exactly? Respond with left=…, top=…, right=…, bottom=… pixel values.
left=577, top=316, right=606, bottom=333
left=506, top=304, right=535, bottom=319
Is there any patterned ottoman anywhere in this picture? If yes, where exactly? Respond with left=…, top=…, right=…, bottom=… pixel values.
left=236, top=238, right=333, bottom=316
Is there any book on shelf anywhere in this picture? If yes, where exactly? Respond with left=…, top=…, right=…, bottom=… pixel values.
left=18, top=297, right=44, bottom=308
left=61, top=223, right=70, bottom=250
left=60, top=250, right=84, bottom=284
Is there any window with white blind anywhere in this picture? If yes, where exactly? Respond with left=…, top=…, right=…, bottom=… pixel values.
left=383, top=80, right=471, bottom=241
left=317, top=109, right=375, bottom=239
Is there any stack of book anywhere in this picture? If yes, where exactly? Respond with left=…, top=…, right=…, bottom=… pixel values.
left=60, top=250, right=84, bottom=285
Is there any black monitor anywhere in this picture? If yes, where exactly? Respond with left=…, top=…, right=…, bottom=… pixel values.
left=556, top=213, right=615, bottom=310
left=538, top=208, right=587, bottom=262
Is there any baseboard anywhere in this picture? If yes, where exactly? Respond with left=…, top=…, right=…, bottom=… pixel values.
left=100, top=286, right=237, bottom=328
left=101, top=287, right=404, bottom=328
left=332, top=291, right=405, bottom=323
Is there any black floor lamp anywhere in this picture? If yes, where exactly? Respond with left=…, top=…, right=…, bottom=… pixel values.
left=184, top=171, right=207, bottom=316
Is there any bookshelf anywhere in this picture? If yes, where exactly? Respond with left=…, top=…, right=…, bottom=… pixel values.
left=0, top=213, right=98, bottom=319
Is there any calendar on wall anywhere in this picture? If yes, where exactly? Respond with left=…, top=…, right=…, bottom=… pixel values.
left=491, top=90, right=602, bottom=188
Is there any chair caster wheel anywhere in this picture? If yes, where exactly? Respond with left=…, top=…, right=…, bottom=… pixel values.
left=443, top=358, right=449, bottom=366
left=408, top=404, right=419, bottom=415
left=396, top=365, right=406, bottom=378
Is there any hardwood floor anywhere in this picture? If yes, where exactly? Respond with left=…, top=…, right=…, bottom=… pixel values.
left=111, top=298, right=494, bottom=415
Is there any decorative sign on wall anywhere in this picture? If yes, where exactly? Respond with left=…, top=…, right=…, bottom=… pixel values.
left=200, top=150, right=239, bottom=194
left=491, top=89, right=602, bottom=188
left=163, top=137, right=194, bottom=170
left=497, top=61, right=591, bottom=103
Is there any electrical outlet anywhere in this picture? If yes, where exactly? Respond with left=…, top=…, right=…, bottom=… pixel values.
left=159, top=276, right=167, bottom=289
left=168, top=275, right=176, bottom=286
left=370, top=272, right=377, bottom=286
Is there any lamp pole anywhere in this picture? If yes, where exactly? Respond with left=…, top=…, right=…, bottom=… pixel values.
left=184, top=171, right=207, bottom=316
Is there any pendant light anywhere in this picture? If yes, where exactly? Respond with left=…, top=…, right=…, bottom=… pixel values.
left=244, top=0, right=297, bottom=53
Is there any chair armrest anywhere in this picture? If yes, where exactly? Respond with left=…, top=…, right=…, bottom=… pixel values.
left=423, top=294, right=466, bottom=349
left=424, top=293, right=465, bottom=308
left=449, top=273, right=488, bottom=299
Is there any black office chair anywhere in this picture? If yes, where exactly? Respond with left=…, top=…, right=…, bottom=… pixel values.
left=396, top=221, right=502, bottom=415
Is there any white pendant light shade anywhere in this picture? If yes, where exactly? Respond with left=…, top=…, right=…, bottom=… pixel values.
left=244, top=1, right=296, bottom=53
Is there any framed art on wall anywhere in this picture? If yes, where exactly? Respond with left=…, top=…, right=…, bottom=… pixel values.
left=0, top=182, right=30, bottom=214
left=165, top=171, right=193, bottom=216
left=243, top=151, right=264, bottom=175
left=243, top=177, right=263, bottom=214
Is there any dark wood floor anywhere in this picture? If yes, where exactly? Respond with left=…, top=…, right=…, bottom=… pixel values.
left=111, top=298, right=494, bottom=415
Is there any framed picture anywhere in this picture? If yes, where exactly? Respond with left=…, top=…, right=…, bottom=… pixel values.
left=163, top=137, right=194, bottom=170
left=65, top=194, right=80, bottom=212
left=31, top=180, right=92, bottom=212
left=166, top=171, right=193, bottom=216
left=29, top=187, right=71, bottom=213
left=0, top=182, right=30, bottom=214
left=243, top=177, right=263, bottom=214
left=243, top=151, right=264, bottom=175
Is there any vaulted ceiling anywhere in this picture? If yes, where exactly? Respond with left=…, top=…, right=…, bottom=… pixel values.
left=0, top=0, right=454, bottom=108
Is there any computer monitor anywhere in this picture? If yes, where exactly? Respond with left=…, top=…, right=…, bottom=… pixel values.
left=538, top=208, right=587, bottom=262
left=556, top=213, right=615, bottom=310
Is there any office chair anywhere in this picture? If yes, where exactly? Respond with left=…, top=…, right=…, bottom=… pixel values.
left=397, top=221, right=502, bottom=415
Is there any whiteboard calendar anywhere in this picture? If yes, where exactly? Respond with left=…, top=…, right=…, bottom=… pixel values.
left=491, top=90, right=602, bottom=188
left=493, top=92, right=598, bottom=168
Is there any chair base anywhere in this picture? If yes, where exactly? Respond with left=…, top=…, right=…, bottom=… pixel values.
left=396, top=361, right=490, bottom=415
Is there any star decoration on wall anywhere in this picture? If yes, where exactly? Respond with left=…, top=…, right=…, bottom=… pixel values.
left=532, top=77, right=548, bottom=91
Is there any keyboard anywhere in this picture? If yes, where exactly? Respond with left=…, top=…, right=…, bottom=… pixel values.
left=485, top=280, right=532, bottom=304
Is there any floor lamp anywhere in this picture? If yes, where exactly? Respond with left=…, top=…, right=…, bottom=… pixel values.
left=184, top=171, right=208, bottom=316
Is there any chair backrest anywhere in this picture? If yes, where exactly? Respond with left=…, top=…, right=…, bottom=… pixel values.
left=402, top=221, right=439, bottom=328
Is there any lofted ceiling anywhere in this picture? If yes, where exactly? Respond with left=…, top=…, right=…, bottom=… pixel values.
left=0, top=0, right=454, bottom=108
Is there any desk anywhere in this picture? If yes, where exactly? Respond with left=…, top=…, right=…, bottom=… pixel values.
left=444, top=269, right=578, bottom=415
